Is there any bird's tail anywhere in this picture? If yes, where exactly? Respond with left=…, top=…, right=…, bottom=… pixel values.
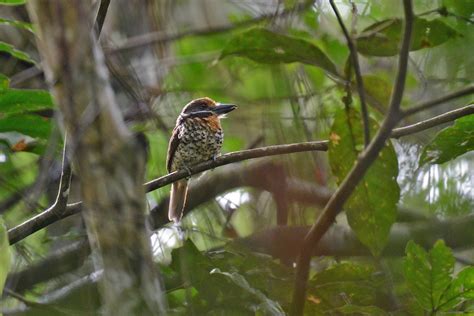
left=168, top=180, right=188, bottom=223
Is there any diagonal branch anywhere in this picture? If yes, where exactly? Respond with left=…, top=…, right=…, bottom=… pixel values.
left=392, top=104, right=474, bottom=138
left=10, top=96, right=474, bottom=245
left=8, top=141, right=329, bottom=244
left=290, top=1, right=414, bottom=315
left=402, top=85, right=474, bottom=117
left=329, top=0, right=370, bottom=147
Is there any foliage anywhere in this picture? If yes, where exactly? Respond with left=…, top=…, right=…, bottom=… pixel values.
left=328, top=106, right=399, bottom=255
left=0, top=0, right=473, bottom=315
left=420, top=113, right=474, bottom=165
left=404, top=240, right=474, bottom=313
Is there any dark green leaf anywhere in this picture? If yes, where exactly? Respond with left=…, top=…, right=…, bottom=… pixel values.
left=357, top=18, right=460, bottom=56
left=0, top=17, right=34, bottom=32
left=0, top=88, right=54, bottom=115
left=0, top=41, right=35, bottom=64
left=420, top=114, right=474, bottom=165
left=0, top=0, right=25, bottom=4
left=361, top=75, right=392, bottom=113
left=404, top=240, right=455, bottom=311
left=0, top=218, right=11, bottom=295
left=307, top=262, right=381, bottom=313
left=328, top=107, right=399, bottom=255
left=220, top=28, right=339, bottom=76
left=210, top=268, right=285, bottom=315
left=0, top=114, right=52, bottom=139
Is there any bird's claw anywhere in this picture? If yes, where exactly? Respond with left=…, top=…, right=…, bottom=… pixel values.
left=183, top=165, right=192, bottom=180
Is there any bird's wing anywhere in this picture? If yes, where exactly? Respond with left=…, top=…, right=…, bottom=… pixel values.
left=166, top=125, right=181, bottom=173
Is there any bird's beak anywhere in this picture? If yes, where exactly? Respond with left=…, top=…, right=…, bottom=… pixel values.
left=212, top=103, right=237, bottom=116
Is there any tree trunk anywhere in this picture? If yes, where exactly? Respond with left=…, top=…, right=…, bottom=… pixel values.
left=27, top=1, right=166, bottom=314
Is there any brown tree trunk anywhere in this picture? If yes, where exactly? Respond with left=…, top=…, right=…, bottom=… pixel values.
left=27, top=1, right=166, bottom=314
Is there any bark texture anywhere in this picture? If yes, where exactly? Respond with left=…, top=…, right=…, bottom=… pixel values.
left=27, top=1, right=166, bottom=314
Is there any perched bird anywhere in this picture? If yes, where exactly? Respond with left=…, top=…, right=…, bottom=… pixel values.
left=166, top=97, right=237, bottom=223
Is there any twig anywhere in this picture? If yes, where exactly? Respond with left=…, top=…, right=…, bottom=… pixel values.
left=329, top=0, right=370, bottom=147
left=290, top=1, right=414, bottom=315
left=107, top=1, right=313, bottom=54
left=392, top=104, right=474, bottom=138
left=402, top=85, right=474, bottom=117
left=8, top=141, right=328, bottom=244
left=94, top=0, right=111, bottom=36
left=8, top=139, right=72, bottom=245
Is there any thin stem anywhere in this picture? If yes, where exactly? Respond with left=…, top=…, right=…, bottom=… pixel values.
left=94, top=0, right=111, bottom=37
left=392, top=104, right=474, bottom=138
left=329, top=0, right=370, bottom=146
left=403, top=85, right=474, bottom=117
left=290, top=1, right=414, bottom=315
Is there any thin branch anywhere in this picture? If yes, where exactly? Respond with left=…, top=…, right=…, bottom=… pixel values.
left=290, top=1, right=414, bottom=314
left=94, top=0, right=111, bottom=36
left=402, top=85, right=474, bottom=117
left=107, top=1, right=313, bottom=54
left=9, top=97, right=474, bottom=245
left=329, top=0, right=370, bottom=147
left=392, top=104, right=474, bottom=138
left=8, top=141, right=328, bottom=244
left=8, top=140, right=72, bottom=245
left=145, top=141, right=329, bottom=192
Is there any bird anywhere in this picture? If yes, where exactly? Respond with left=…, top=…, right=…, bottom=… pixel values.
left=166, top=97, right=237, bottom=223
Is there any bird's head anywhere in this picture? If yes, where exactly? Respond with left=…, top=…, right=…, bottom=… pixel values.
left=180, top=97, right=237, bottom=119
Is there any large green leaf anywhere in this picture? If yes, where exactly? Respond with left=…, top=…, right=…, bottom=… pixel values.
left=0, top=41, right=35, bottom=64
left=420, top=113, right=474, bottom=165
left=210, top=268, right=285, bottom=315
left=404, top=240, right=454, bottom=310
left=357, top=18, right=459, bottom=56
left=328, top=107, right=399, bottom=255
left=220, top=28, right=339, bottom=76
left=404, top=240, right=474, bottom=312
left=0, top=217, right=11, bottom=295
left=307, top=262, right=380, bottom=313
left=361, top=75, right=392, bottom=113
left=0, top=87, right=54, bottom=115
left=0, top=114, right=52, bottom=139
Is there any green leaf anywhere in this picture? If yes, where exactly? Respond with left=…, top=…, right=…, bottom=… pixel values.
left=0, top=114, right=52, bottom=139
left=404, top=240, right=455, bottom=311
left=210, top=268, right=285, bottom=315
left=0, top=41, right=35, bottom=64
left=0, top=74, right=9, bottom=90
left=328, top=107, right=399, bottom=255
left=420, top=114, right=474, bottom=165
left=220, top=28, right=339, bottom=76
left=0, top=88, right=54, bottom=115
left=440, top=267, right=474, bottom=311
left=357, top=18, right=460, bottom=56
left=361, top=75, right=392, bottom=113
left=0, top=217, right=11, bottom=295
left=0, top=0, right=25, bottom=4
left=0, top=17, right=34, bottom=32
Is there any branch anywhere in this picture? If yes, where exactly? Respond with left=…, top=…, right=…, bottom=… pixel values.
left=290, top=1, right=414, bottom=314
left=94, top=0, right=111, bottom=36
left=392, top=104, right=474, bottom=138
left=235, top=214, right=474, bottom=260
left=145, top=141, right=329, bottom=192
left=329, top=0, right=370, bottom=147
left=10, top=96, right=474, bottom=245
left=107, top=1, right=313, bottom=54
left=7, top=141, right=328, bottom=244
left=402, top=85, right=474, bottom=117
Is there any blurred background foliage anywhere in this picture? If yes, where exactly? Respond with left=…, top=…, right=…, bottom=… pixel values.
left=0, top=0, right=473, bottom=314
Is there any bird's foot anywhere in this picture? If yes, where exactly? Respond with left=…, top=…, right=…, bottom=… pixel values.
left=183, top=165, right=192, bottom=180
